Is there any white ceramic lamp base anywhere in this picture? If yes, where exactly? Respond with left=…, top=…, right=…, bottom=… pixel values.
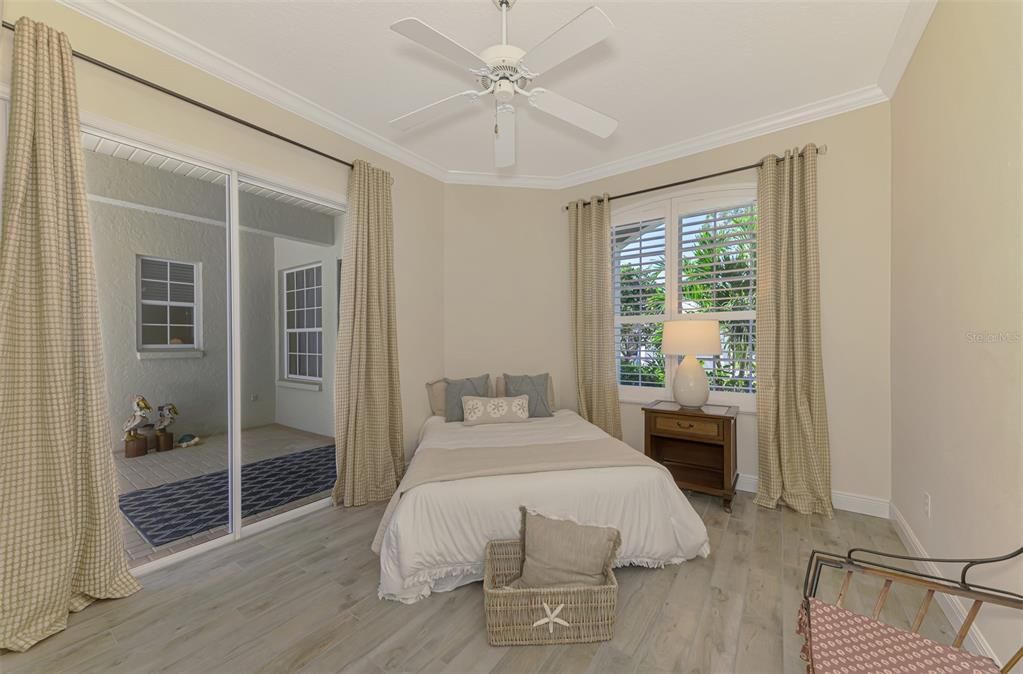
left=672, top=355, right=709, bottom=408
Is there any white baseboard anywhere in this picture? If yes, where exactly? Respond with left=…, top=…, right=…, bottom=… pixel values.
left=735, top=473, right=891, bottom=519
left=889, top=504, right=999, bottom=665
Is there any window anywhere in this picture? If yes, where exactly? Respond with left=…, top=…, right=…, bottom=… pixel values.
left=613, top=214, right=666, bottom=388
left=282, top=263, right=323, bottom=381
left=678, top=204, right=757, bottom=393
left=613, top=188, right=757, bottom=398
left=138, top=256, right=200, bottom=349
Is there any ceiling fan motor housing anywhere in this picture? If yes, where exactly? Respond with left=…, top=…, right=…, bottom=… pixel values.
left=479, top=44, right=528, bottom=97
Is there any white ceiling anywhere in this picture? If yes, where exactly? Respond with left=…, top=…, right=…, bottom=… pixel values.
left=65, top=1, right=933, bottom=187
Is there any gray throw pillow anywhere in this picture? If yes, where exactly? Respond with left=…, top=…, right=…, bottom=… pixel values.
left=444, top=374, right=490, bottom=422
left=503, top=372, right=553, bottom=418
left=510, top=508, right=620, bottom=588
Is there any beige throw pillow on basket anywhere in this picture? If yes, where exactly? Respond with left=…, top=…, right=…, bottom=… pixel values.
left=509, top=507, right=621, bottom=589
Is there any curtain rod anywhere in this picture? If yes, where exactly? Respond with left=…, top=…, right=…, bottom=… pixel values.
left=564, top=144, right=827, bottom=210
left=0, top=20, right=355, bottom=170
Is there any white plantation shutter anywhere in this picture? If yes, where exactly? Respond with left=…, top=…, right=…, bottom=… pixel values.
left=704, top=318, right=756, bottom=393
left=612, top=216, right=667, bottom=388
left=613, top=217, right=665, bottom=316
left=614, top=322, right=665, bottom=388
left=678, top=204, right=757, bottom=393
left=678, top=205, right=756, bottom=314
left=612, top=194, right=757, bottom=397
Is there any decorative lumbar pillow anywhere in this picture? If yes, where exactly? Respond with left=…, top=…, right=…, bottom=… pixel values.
left=511, top=508, right=621, bottom=589
left=462, top=395, right=530, bottom=426
left=503, top=373, right=554, bottom=418
left=443, top=374, right=490, bottom=422
left=425, top=379, right=447, bottom=416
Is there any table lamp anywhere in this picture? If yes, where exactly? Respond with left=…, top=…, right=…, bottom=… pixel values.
left=662, top=320, right=721, bottom=408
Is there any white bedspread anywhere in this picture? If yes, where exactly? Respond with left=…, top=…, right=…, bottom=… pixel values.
left=377, top=410, right=711, bottom=603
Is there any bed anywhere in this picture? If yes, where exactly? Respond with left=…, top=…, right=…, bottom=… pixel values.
left=373, top=410, right=711, bottom=603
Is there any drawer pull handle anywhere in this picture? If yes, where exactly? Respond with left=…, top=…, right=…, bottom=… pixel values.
left=677, top=421, right=694, bottom=429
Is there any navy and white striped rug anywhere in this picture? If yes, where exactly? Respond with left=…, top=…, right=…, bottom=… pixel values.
left=119, top=444, right=336, bottom=547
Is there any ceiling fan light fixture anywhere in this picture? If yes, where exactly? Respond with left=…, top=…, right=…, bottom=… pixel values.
left=494, top=79, right=515, bottom=103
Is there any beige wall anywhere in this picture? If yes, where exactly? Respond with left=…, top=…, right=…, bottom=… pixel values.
left=1, top=1, right=446, bottom=457
left=891, top=0, right=1022, bottom=661
left=442, top=185, right=577, bottom=411
left=444, top=103, right=894, bottom=503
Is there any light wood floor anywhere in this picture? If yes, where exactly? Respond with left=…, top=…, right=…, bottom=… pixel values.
left=4, top=492, right=956, bottom=674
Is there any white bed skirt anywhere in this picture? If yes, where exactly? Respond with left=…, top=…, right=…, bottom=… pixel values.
left=377, top=412, right=711, bottom=603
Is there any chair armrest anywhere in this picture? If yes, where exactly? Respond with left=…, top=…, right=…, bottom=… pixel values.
left=847, top=546, right=1023, bottom=601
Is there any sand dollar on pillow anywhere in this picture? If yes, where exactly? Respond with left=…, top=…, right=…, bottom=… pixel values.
left=462, top=395, right=530, bottom=426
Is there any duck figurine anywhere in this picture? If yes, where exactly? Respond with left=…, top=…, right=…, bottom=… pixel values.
left=155, top=403, right=179, bottom=434
left=121, top=394, right=152, bottom=441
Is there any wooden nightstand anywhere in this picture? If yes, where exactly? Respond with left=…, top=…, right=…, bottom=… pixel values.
left=642, top=400, right=739, bottom=512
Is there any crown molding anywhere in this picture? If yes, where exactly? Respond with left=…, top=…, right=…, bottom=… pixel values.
left=877, top=0, right=937, bottom=98
left=60, top=1, right=912, bottom=191
left=58, top=0, right=450, bottom=183
left=443, top=170, right=566, bottom=189
left=444, top=84, right=887, bottom=190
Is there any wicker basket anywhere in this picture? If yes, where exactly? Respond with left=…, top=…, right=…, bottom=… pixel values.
left=483, top=539, right=617, bottom=646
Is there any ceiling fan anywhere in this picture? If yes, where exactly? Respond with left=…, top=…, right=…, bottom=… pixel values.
left=389, top=0, right=617, bottom=168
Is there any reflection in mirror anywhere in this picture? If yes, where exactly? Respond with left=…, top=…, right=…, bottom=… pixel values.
left=83, top=132, right=232, bottom=567
left=238, top=180, right=344, bottom=527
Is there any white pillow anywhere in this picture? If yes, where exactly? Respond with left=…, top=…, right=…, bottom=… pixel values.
left=461, top=395, right=530, bottom=426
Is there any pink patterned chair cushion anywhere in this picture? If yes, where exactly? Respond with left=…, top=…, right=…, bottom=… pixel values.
left=798, top=597, right=999, bottom=674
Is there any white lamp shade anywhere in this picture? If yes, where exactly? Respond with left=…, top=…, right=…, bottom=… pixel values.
left=662, top=320, right=722, bottom=356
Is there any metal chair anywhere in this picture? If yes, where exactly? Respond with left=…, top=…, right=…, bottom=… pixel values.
left=801, top=545, right=1023, bottom=673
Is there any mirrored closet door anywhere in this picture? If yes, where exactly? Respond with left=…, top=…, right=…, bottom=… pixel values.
left=83, top=131, right=233, bottom=566
left=237, top=178, right=343, bottom=528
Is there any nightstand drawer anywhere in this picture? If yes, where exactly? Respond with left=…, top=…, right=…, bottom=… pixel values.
left=651, top=413, right=722, bottom=441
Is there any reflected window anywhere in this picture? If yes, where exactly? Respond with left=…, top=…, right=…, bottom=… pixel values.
left=282, top=263, right=323, bottom=381
left=138, top=256, right=200, bottom=350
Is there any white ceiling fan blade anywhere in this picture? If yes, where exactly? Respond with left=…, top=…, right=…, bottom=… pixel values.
left=527, top=88, right=617, bottom=138
left=391, top=18, right=486, bottom=71
left=494, top=104, right=515, bottom=168
left=518, top=6, right=614, bottom=77
left=390, top=90, right=483, bottom=131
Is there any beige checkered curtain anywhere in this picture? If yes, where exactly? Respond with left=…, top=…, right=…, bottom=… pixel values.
left=332, top=160, right=404, bottom=507
left=754, top=145, right=833, bottom=517
left=0, top=18, right=141, bottom=652
left=569, top=195, right=623, bottom=439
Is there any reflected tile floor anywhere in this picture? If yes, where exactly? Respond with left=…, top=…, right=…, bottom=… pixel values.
left=114, top=423, right=333, bottom=566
